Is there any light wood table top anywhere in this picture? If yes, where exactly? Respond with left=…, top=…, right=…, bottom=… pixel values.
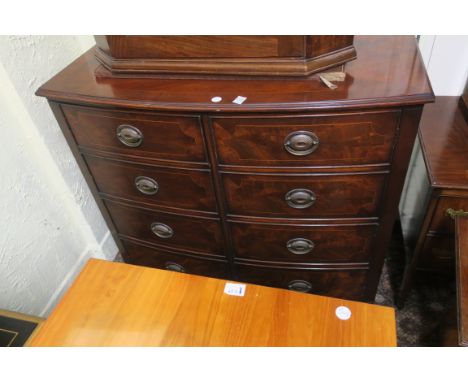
left=29, top=259, right=396, bottom=346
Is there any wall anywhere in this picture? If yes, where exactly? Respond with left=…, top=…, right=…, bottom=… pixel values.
left=0, top=36, right=118, bottom=317
left=418, top=35, right=468, bottom=95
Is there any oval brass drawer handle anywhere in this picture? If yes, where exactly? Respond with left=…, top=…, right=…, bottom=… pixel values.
left=286, top=238, right=315, bottom=255
left=285, top=188, right=316, bottom=209
left=116, top=124, right=143, bottom=147
left=284, top=131, right=319, bottom=156
left=446, top=208, right=468, bottom=220
left=165, top=262, right=185, bottom=273
left=151, top=222, right=174, bottom=239
left=288, top=280, right=312, bottom=293
left=135, top=176, right=159, bottom=195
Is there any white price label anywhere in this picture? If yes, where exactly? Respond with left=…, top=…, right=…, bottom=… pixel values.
left=335, top=306, right=352, bottom=320
left=232, top=96, right=247, bottom=105
left=224, top=282, right=246, bottom=296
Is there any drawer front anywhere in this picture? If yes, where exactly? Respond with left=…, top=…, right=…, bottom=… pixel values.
left=105, top=201, right=224, bottom=256
left=85, top=155, right=217, bottom=213
left=222, top=172, right=386, bottom=218
left=429, top=196, right=468, bottom=234
left=417, top=234, right=455, bottom=270
left=62, top=105, right=206, bottom=162
left=211, top=111, right=400, bottom=166
left=230, top=222, right=377, bottom=263
left=122, top=240, right=228, bottom=279
left=235, top=263, right=367, bottom=300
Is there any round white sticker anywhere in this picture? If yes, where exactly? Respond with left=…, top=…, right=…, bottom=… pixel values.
left=211, top=96, right=222, bottom=103
left=335, top=306, right=352, bottom=320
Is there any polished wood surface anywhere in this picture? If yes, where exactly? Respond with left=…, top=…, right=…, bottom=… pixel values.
left=63, top=104, right=207, bottom=163
left=222, top=171, right=387, bottom=218
left=96, top=36, right=306, bottom=58
left=84, top=155, right=217, bottom=214
left=419, top=97, right=468, bottom=189
left=234, top=262, right=368, bottom=300
left=96, top=36, right=354, bottom=60
left=94, top=35, right=356, bottom=77
left=37, top=36, right=433, bottom=303
left=428, top=195, right=468, bottom=234
left=456, top=216, right=468, bottom=346
left=37, top=36, right=433, bottom=112
left=306, top=36, right=353, bottom=57
left=28, top=259, right=396, bottom=346
left=399, top=96, right=468, bottom=304
left=104, top=200, right=224, bottom=257
left=365, top=106, right=424, bottom=300
left=433, top=215, right=468, bottom=346
left=122, top=240, right=229, bottom=278
left=211, top=111, right=400, bottom=167
left=417, top=233, right=455, bottom=269
left=230, top=221, right=377, bottom=263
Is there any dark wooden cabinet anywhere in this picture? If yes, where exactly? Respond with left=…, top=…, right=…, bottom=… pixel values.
left=37, top=36, right=433, bottom=302
left=94, top=35, right=356, bottom=77
left=435, top=216, right=468, bottom=347
left=399, top=96, right=468, bottom=304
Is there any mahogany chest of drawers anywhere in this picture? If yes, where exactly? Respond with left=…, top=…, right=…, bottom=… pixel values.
left=37, top=36, right=433, bottom=302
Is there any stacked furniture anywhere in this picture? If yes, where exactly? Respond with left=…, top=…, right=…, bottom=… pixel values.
left=37, top=36, right=433, bottom=302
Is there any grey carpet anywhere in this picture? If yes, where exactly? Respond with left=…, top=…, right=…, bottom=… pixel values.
left=375, top=223, right=456, bottom=346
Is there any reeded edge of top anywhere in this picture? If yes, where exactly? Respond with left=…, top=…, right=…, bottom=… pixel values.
left=36, top=88, right=435, bottom=113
